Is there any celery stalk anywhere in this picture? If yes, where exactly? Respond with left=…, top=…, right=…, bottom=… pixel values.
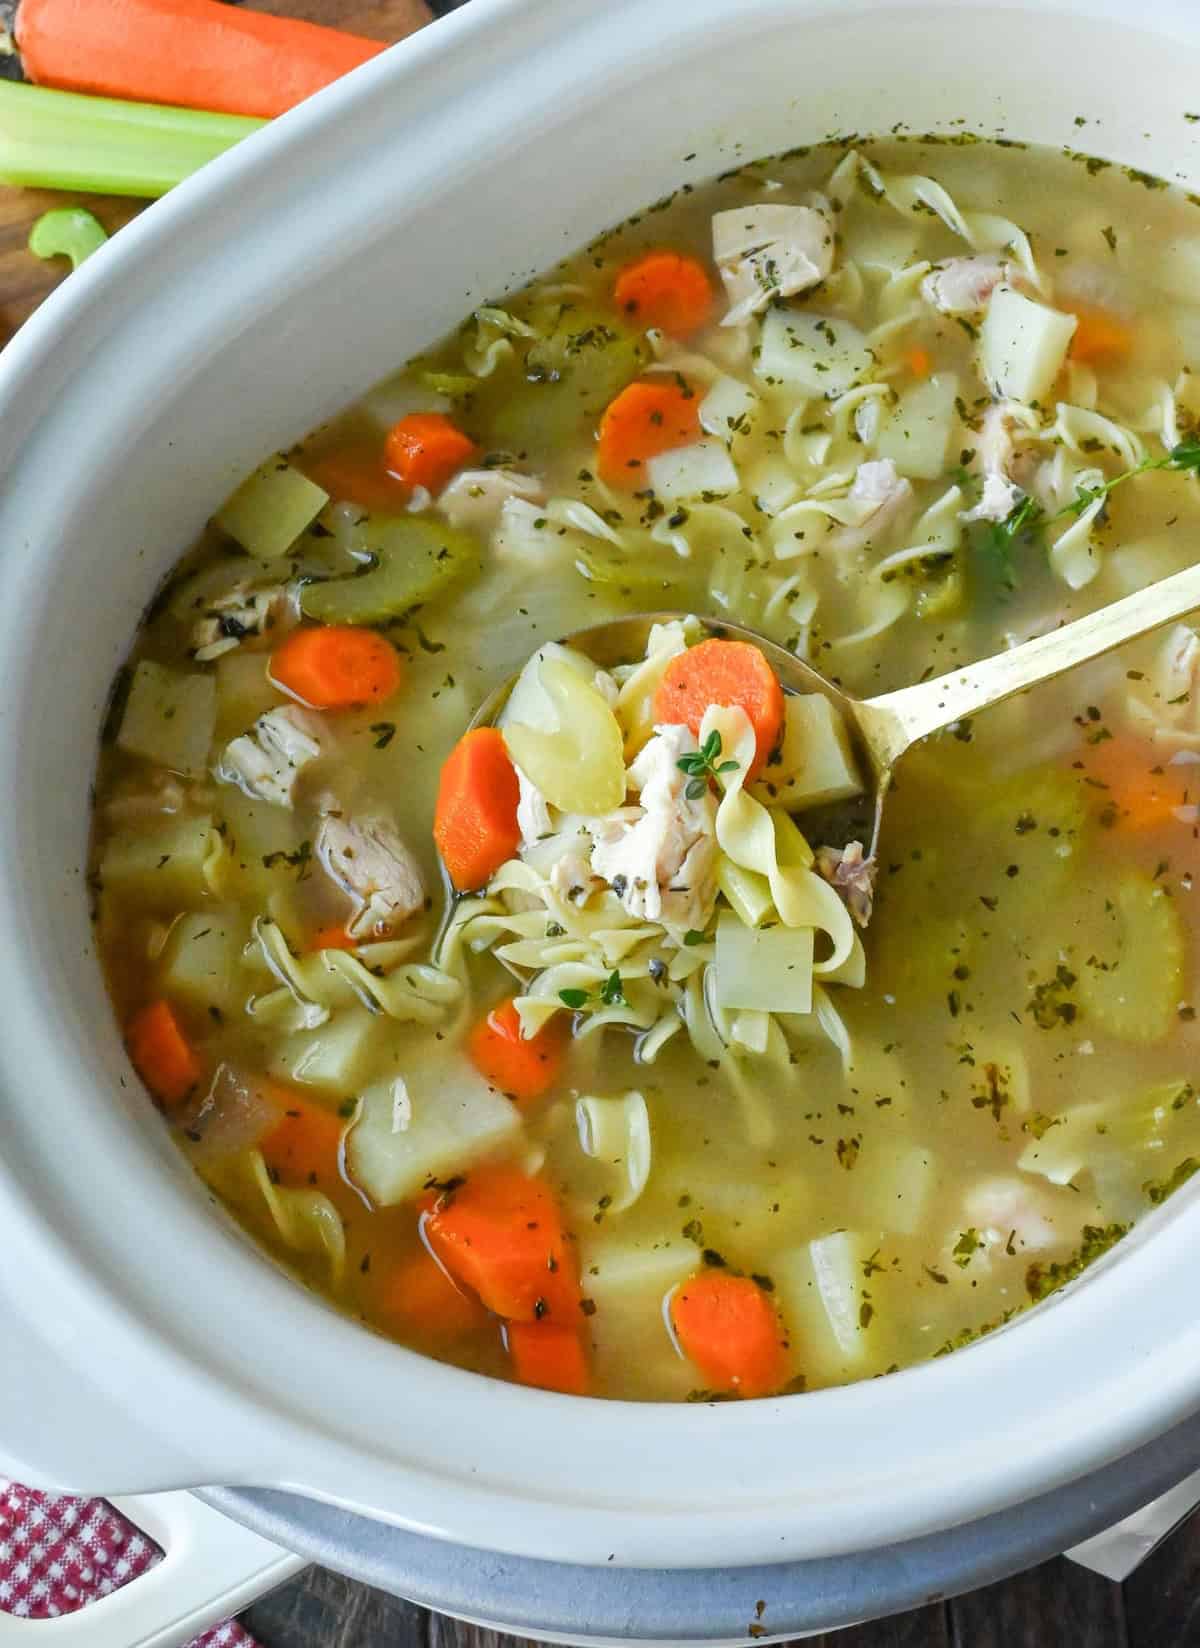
left=0, top=83, right=265, bottom=199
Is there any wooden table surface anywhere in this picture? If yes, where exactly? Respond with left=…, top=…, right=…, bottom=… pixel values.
left=4, top=0, right=1199, bottom=1641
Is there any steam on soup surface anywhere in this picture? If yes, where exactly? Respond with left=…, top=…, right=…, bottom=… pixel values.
left=93, top=137, right=1200, bottom=1400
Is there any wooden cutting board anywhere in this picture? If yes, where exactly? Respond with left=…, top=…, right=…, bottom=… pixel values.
left=0, top=0, right=431, bottom=343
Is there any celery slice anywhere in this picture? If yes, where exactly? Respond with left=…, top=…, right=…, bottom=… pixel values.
left=0, top=82, right=263, bottom=199
left=300, top=514, right=480, bottom=623
left=28, top=207, right=107, bottom=269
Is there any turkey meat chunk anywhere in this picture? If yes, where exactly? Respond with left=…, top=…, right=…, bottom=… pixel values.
left=316, top=810, right=426, bottom=939
left=921, top=254, right=1027, bottom=317
left=217, top=706, right=326, bottom=809
left=712, top=200, right=835, bottom=326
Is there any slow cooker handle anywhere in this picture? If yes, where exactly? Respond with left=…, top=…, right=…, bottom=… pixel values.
left=0, top=1492, right=305, bottom=1648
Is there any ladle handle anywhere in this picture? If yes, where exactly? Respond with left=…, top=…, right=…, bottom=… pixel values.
left=860, top=559, right=1200, bottom=767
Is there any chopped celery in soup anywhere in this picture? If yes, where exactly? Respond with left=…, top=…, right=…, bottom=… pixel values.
left=91, top=136, right=1200, bottom=1401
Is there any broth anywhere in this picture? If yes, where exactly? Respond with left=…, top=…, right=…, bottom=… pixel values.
left=91, top=137, right=1200, bottom=1399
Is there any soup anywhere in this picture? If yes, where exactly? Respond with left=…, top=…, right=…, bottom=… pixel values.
left=91, top=137, right=1200, bottom=1400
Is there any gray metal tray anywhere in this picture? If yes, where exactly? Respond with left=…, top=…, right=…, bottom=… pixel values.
left=204, top=1405, right=1200, bottom=1643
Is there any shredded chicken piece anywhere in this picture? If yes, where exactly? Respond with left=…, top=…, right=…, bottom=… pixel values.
left=217, top=706, right=325, bottom=809
left=1124, top=624, right=1200, bottom=748
left=961, top=403, right=1028, bottom=525
left=549, top=849, right=602, bottom=906
left=814, top=841, right=876, bottom=927
left=921, top=254, right=1021, bottom=316
left=589, top=724, right=718, bottom=929
left=438, top=469, right=545, bottom=530
left=316, top=810, right=426, bottom=939
left=828, top=459, right=915, bottom=553
left=712, top=200, right=835, bottom=326
left=516, top=766, right=555, bottom=847
left=963, top=1175, right=1062, bottom=1253
left=192, top=582, right=293, bottom=662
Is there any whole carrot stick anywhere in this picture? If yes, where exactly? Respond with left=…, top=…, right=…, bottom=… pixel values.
left=15, top=0, right=387, bottom=119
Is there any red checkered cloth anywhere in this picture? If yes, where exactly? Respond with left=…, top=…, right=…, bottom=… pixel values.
left=0, top=1478, right=260, bottom=1642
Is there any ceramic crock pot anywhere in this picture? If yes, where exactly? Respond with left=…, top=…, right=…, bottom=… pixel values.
left=5, top=0, right=1200, bottom=1633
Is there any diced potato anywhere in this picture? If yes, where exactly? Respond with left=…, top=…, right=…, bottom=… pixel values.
left=1075, top=873, right=1184, bottom=1043
left=269, top=1008, right=386, bottom=1098
left=580, top=1236, right=697, bottom=1398
left=851, top=1140, right=937, bottom=1237
left=979, top=287, right=1076, bottom=405
left=214, top=458, right=328, bottom=560
left=117, top=661, right=216, bottom=777
left=159, top=909, right=247, bottom=1014
left=755, top=309, right=873, bottom=398
left=502, top=654, right=626, bottom=815
left=645, top=438, right=739, bottom=501
left=215, top=650, right=279, bottom=735
left=99, top=813, right=216, bottom=907
left=751, top=694, right=862, bottom=811
left=346, top=1052, right=521, bottom=1205
left=774, top=1229, right=880, bottom=1378
left=713, top=911, right=813, bottom=1015
left=875, top=372, right=960, bottom=480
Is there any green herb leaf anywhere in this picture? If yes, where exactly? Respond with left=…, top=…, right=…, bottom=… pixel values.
left=558, top=988, right=589, bottom=1009
left=599, top=970, right=625, bottom=1006
left=683, top=928, right=708, bottom=946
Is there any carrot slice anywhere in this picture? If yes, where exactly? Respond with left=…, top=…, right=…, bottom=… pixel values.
left=384, top=413, right=477, bottom=497
left=126, top=999, right=200, bottom=1108
left=16, top=0, right=385, bottom=119
left=424, top=1167, right=580, bottom=1323
left=596, top=379, right=702, bottom=488
left=1077, top=731, right=1192, bottom=831
left=1067, top=302, right=1133, bottom=366
left=507, top=1320, right=590, bottom=1395
left=302, top=445, right=410, bottom=513
left=270, top=624, right=403, bottom=710
left=308, top=923, right=357, bottom=953
left=613, top=251, right=714, bottom=339
left=259, top=1090, right=345, bottom=1191
left=670, top=1271, right=789, bottom=1398
left=468, top=997, right=568, bottom=1105
left=904, top=344, right=933, bottom=378
left=376, top=1248, right=490, bottom=1344
left=433, top=727, right=522, bottom=891
left=652, top=637, right=785, bottom=778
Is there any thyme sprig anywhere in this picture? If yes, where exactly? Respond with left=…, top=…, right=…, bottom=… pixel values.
left=559, top=970, right=626, bottom=1011
left=677, top=728, right=740, bottom=799
left=983, top=432, right=1200, bottom=590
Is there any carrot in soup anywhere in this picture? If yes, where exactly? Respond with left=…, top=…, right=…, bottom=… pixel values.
left=15, top=0, right=385, bottom=119
left=1078, top=731, right=1191, bottom=831
left=126, top=998, right=200, bottom=1107
left=507, top=1319, right=590, bottom=1396
left=384, top=413, right=477, bottom=496
left=423, top=1167, right=580, bottom=1323
left=613, top=250, right=714, bottom=339
left=1067, top=302, right=1133, bottom=366
left=308, top=923, right=358, bottom=952
left=302, top=445, right=410, bottom=513
left=270, top=625, right=403, bottom=710
left=376, top=1248, right=490, bottom=1343
left=468, top=997, right=568, bottom=1105
left=652, top=637, right=785, bottom=779
left=904, top=344, right=933, bottom=378
left=433, top=727, right=522, bottom=891
left=596, top=379, right=701, bottom=487
left=670, top=1270, right=789, bottom=1398
left=259, top=1089, right=346, bottom=1191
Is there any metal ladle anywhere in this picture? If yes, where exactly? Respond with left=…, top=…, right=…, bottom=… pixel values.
left=473, top=559, right=1200, bottom=861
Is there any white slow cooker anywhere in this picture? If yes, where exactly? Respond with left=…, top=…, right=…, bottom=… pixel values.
left=3, top=0, right=1200, bottom=1636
